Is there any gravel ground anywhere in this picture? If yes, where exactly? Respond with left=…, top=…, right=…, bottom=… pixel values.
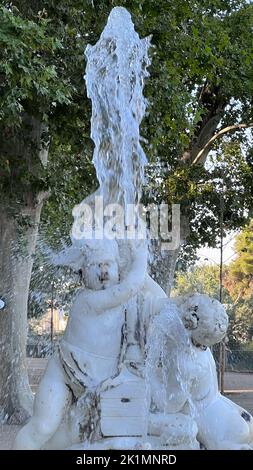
left=224, top=371, right=253, bottom=392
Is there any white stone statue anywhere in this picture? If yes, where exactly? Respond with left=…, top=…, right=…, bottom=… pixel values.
left=13, top=247, right=253, bottom=451
left=14, top=238, right=149, bottom=450
left=146, top=294, right=253, bottom=450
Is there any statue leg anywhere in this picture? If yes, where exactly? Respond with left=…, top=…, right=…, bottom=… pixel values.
left=13, top=355, right=71, bottom=450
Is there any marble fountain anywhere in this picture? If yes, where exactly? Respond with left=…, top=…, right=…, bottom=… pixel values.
left=14, top=7, right=253, bottom=451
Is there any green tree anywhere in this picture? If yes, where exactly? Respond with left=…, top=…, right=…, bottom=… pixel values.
left=140, top=0, right=253, bottom=290
left=172, top=263, right=232, bottom=301
left=0, top=1, right=97, bottom=422
left=224, top=220, right=253, bottom=302
left=223, top=222, right=253, bottom=343
left=229, top=300, right=253, bottom=344
left=172, top=262, right=253, bottom=347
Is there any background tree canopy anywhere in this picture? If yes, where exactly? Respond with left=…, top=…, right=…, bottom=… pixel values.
left=224, top=220, right=253, bottom=302
left=1, top=0, right=252, bottom=241
left=173, top=222, right=253, bottom=349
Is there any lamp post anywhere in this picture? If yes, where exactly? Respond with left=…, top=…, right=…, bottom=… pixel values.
left=200, top=185, right=225, bottom=393
left=50, top=283, right=54, bottom=346
left=218, top=175, right=225, bottom=394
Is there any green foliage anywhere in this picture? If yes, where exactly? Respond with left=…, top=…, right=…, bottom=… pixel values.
left=227, top=300, right=253, bottom=344
left=172, top=248, right=253, bottom=347
left=0, top=0, right=253, bottom=247
left=173, top=257, right=253, bottom=347
left=0, top=6, right=68, bottom=125
left=0, top=1, right=98, bottom=206
left=231, top=221, right=253, bottom=276
left=224, top=220, right=253, bottom=301
left=42, top=146, right=96, bottom=245
left=137, top=0, right=253, bottom=160
left=172, top=263, right=231, bottom=301
left=193, top=143, right=252, bottom=249
left=28, top=245, right=82, bottom=319
left=165, top=141, right=253, bottom=268
left=138, top=0, right=253, bottom=254
left=225, top=223, right=253, bottom=345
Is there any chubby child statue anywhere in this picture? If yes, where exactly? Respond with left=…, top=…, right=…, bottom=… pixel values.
left=14, top=238, right=148, bottom=450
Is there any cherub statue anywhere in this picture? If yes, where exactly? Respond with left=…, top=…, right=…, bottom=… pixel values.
left=146, top=294, right=253, bottom=450
left=14, top=238, right=148, bottom=450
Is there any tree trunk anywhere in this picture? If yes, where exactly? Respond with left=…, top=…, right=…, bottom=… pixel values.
left=0, top=202, right=44, bottom=423
left=152, top=88, right=228, bottom=293
left=150, top=212, right=190, bottom=295
left=0, top=115, right=48, bottom=423
left=150, top=242, right=180, bottom=295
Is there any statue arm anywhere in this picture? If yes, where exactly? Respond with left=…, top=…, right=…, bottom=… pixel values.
left=75, top=244, right=147, bottom=313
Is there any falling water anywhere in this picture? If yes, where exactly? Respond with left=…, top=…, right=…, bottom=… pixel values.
left=85, top=7, right=151, bottom=209
left=51, top=7, right=152, bottom=268
left=145, top=303, right=193, bottom=422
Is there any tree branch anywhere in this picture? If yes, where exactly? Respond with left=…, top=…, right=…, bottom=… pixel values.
left=192, top=123, right=253, bottom=166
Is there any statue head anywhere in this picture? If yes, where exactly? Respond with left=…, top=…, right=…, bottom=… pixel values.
left=176, top=294, right=228, bottom=349
left=80, top=238, right=120, bottom=291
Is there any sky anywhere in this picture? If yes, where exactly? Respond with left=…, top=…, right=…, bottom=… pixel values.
left=196, top=232, right=237, bottom=266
